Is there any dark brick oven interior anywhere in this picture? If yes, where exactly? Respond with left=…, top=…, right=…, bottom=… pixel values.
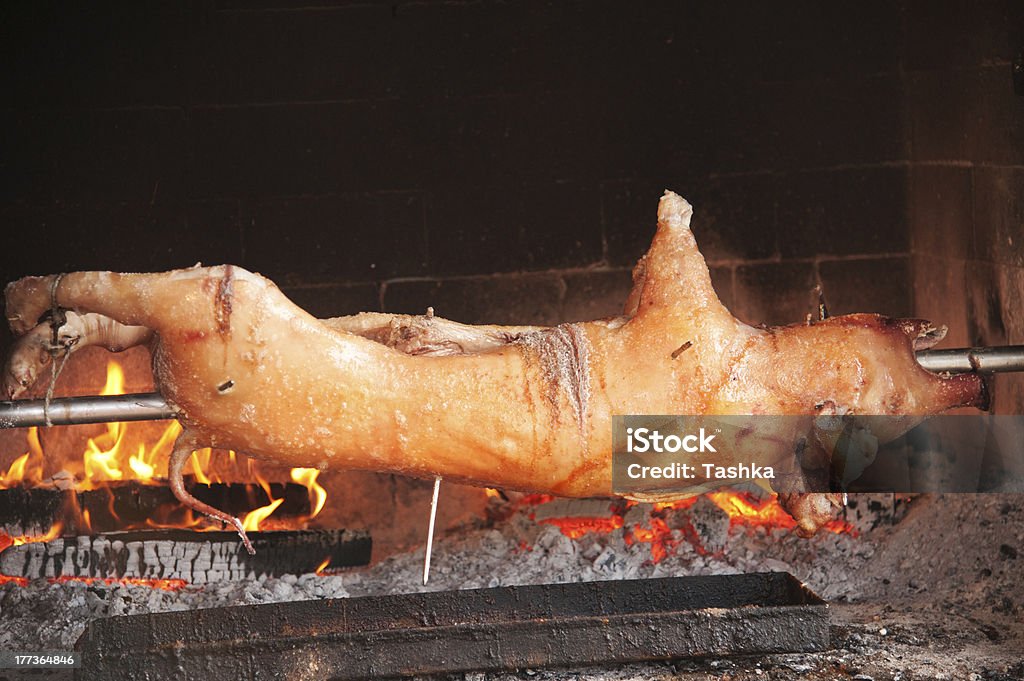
left=1, top=2, right=1022, bottom=555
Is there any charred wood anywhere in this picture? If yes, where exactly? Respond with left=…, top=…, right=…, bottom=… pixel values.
left=0, top=528, right=369, bottom=582
left=0, top=479, right=312, bottom=537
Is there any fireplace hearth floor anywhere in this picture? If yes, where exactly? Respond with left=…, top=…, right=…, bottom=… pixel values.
left=1, top=493, right=1021, bottom=680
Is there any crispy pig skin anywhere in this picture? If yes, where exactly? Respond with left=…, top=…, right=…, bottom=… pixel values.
left=4, top=192, right=984, bottom=535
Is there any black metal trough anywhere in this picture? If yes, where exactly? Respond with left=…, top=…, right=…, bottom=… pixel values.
left=76, top=572, right=828, bottom=679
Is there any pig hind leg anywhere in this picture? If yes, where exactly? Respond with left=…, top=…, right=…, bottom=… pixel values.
left=169, top=432, right=255, bottom=555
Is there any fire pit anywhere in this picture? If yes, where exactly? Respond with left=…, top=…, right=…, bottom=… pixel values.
left=3, top=489, right=1023, bottom=679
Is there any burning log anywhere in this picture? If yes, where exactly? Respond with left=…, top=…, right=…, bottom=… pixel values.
left=0, top=528, right=369, bottom=583
left=0, top=487, right=63, bottom=537
left=0, top=480, right=312, bottom=537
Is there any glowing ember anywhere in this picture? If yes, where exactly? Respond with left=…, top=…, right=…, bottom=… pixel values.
left=52, top=576, right=187, bottom=591
left=0, top=574, right=184, bottom=591
left=315, top=557, right=331, bottom=574
left=524, top=490, right=856, bottom=563
left=0, top=575, right=28, bottom=587
left=624, top=518, right=673, bottom=562
left=540, top=515, right=624, bottom=539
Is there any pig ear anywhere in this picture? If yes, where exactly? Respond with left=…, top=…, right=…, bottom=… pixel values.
left=895, top=319, right=948, bottom=350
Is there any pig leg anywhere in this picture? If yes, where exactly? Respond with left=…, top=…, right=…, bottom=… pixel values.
left=4, top=267, right=254, bottom=337
left=3, top=311, right=152, bottom=398
left=320, top=311, right=547, bottom=356
left=168, top=431, right=255, bottom=555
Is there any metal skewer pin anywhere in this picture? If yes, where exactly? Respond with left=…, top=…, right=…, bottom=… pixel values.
left=422, top=475, right=442, bottom=586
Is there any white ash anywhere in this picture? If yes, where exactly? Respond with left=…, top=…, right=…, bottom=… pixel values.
left=0, top=571, right=351, bottom=650
left=0, top=494, right=1022, bottom=680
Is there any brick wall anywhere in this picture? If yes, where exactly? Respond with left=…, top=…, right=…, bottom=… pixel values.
left=2, top=1, right=1019, bottom=391
left=904, top=0, right=1024, bottom=413
left=1, top=0, right=917, bottom=355
left=6, top=2, right=1015, bottom=382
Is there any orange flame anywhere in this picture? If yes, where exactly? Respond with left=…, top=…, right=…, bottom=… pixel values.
left=242, top=475, right=283, bottom=532
left=0, top=358, right=344, bottom=559
left=190, top=448, right=213, bottom=485
left=145, top=509, right=205, bottom=530
left=0, top=453, right=29, bottom=487
left=11, top=522, right=63, bottom=547
left=128, top=444, right=155, bottom=479
left=81, top=363, right=127, bottom=484
left=290, top=468, right=327, bottom=518
left=188, top=447, right=244, bottom=485
left=242, top=498, right=283, bottom=532
left=705, top=491, right=799, bottom=528
left=0, top=427, right=44, bottom=489
left=1, top=360, right=226, bottom=494
left=79, top=361, right=181, bottom=489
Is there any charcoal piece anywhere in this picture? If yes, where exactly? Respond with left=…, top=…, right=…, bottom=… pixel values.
left=683, top=495, right=731, bottom=553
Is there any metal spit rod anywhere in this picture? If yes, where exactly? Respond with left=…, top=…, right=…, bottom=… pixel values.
left=0, top=345, right=1022, bottom=430
left=913, top=344, right=1024, bottom=374
left=0, top=393, right=176, bottom=429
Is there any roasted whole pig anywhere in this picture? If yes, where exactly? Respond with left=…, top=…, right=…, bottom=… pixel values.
left=3, top=192, right=984, bottom=549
